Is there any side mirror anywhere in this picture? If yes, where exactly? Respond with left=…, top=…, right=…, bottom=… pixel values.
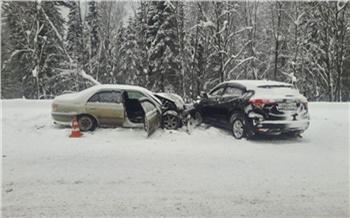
left=199, top=91, right=208, bottom=99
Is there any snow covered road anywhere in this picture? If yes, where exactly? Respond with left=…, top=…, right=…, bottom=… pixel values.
left=1, top=100, right=349, bottom=217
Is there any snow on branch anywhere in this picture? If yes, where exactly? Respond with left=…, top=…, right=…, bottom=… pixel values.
left=192, top=4, right=217, bottom=30
left=235, top=26, right=253, bottom=35
left=10, top=49, right=34, bottom=59
left=227, top=27, right=252, bottom=40
left=217, top=20, right=228, bottom=35
left=55, top=68, right=101, bottom=86
left=223, top=40, right=251, bottom=73
left=294, top=12, right=305, bottom=26
left=164, top=0, right=175, bottom=10
left=228, top=57, right=254, bottom=79
left=2, top=49, right=34, bottom=69
left=41, top=7, right=63, bottom=43
left=41, top=7, right=74, bottom=64
left=337, top=0, right=349, bottom=12
left=198, top=20, right=216, bottom=29
left=218, top=9, right=238, bottom=19
left=80, top=70, right=101, bottom=85
left=40, top=6, right=100, bottom=86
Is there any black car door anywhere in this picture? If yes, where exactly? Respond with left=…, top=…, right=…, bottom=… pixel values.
left=218, top=86, right=246, bottom=126
left=200, top=85, right=226, bottom=123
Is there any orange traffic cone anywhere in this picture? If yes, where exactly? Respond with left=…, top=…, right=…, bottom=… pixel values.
left=69, top=117, right=83, bottom=138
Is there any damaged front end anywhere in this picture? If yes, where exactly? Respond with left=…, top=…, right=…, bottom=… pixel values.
left=154, top=93, right=195, bottom=130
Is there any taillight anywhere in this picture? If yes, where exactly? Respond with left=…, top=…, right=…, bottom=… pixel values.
left=250, top=99, right=276, bottom=110
left=300, top=99, right=308, bottom=109
left=52, top=103, right=59, bottom=109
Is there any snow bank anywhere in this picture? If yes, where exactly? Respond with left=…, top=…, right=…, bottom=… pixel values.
left=1, top=100, right=349, bottom=217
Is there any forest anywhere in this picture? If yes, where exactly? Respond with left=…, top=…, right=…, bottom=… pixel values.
left=1, top=1, right=350, bottom=102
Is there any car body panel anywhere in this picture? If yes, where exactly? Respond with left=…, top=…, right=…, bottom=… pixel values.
left=86, top=102, right=124, bottom=126
left=196, top=80, right=310, bottom=136
left=51, top=84, right=186, bottom=136
left=140, top=99, right=161, bottom=137
left=154, top=93, right=185, bottom=110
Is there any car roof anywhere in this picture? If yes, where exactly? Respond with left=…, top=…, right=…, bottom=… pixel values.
left=55, top=84, right=162, bottom=105
left=223, top=80, right=294, bottom=90
left=86, top=84, right=151, bottom=92
left=87, top=84, right=162, bottom=104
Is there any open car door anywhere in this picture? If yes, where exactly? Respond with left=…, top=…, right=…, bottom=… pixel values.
left=139, top=99, right=161, bottom=137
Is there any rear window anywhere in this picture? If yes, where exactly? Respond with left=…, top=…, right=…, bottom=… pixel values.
left=257, top=85, right=295, bottom=89
left=252, top=84, right=301, bottom=97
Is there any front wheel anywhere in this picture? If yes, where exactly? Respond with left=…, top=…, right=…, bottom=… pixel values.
left=162, top=114, right=180, bottom=130
left=231, top=113, right=248, bottom=140
left=78, top=115, right=97, bottom=132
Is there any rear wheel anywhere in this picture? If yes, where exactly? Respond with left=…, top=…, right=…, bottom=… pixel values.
left=231, top=113, right=248, bottom=140
left=162, top=114, right=180, bottom=130
left=286, top=131, right=302, bottom=138
left=78, top=115, right=96, bottom=132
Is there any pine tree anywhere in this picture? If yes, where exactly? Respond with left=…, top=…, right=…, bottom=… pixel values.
left=66, top=1, right=84, bottom=63
left=85, top=1, right=100, bottom=79
left=146, top=1, right=181, bottom=93
left=134, top=1, right=150, bottom=86
left=2, top=1, right=66, bottom=98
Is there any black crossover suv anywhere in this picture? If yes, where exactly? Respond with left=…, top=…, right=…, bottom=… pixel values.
left=195, top=80, right=310, bottom=139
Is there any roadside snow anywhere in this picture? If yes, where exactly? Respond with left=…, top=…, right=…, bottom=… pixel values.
left=1, top=99, right=349, bottom=217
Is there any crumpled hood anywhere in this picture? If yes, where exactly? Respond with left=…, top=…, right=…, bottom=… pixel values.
left=154, top=93, right=185, bottom=110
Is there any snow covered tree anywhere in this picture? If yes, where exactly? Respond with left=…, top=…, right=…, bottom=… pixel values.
left=85, top=0, right=100, bottom=79
left=66, top=1, right=84, bottom=63
left=119, top=17, right=139, bottom=84
left=133, top=1, right=150, bottom=86
left=2, top=1, right=66, bottom=99
left=301, top=1, right=349, bottom=101
left=146, top=1, right=182, bottom=93
left=195, top=2, right=253, bottom=87
left=98, top=1, right=127, bottom=84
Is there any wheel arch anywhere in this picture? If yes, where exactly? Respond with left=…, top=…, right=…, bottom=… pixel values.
left=229, top=110, right=246, bottom=123
left=161, top=110, right=181, bottom=129
left=162, top=110, right=179, bottom=117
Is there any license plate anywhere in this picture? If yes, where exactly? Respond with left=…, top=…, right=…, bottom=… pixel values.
left=278, top=103, right=297, bottom=111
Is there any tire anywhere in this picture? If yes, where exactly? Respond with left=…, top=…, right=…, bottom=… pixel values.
left=230, top=113, right=248, bottom=140
left=78, top=115, right=96, bottom=132
left=286, top=131, right=302, bottom=138
left=162, top=114, right=180, bottom=130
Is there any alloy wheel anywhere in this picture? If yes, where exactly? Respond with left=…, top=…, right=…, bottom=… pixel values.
left=233, top=119, right=244, bottom=139
left=163, top=114, right=179, bottom=130
left=78, top=116, right=94, bottom=132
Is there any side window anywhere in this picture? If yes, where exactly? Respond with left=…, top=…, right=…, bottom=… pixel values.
left=141, top=101, right=156, bottom=113
left=89, top=93, right=100, bottom=102
left=210, top=87, right=225, bottom=97
left=223, top=87, right=244, bottom=97
left=88, top=91, right=122, bottom=103
left=127, top=91, right=146, bottom=100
